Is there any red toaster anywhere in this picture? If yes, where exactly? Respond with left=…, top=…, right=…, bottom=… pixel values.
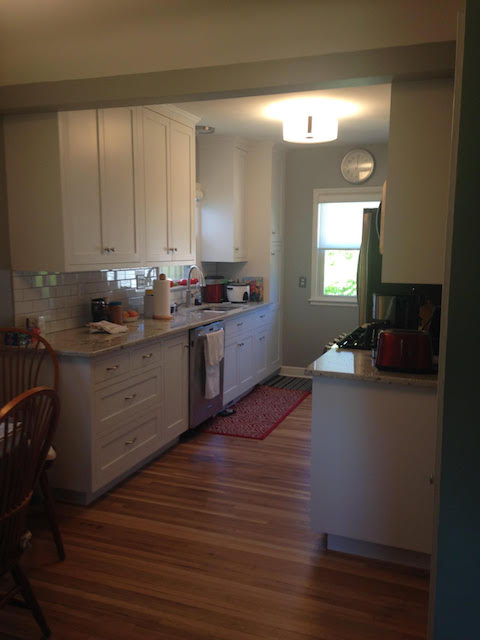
left=375, top=329, right=434, bottom=372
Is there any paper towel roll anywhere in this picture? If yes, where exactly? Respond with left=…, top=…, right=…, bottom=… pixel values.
left=153, top=274, right=172, bottom=320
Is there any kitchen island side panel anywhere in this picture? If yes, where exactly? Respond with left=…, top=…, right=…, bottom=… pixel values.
left=311, top=375, right=437, bottom=554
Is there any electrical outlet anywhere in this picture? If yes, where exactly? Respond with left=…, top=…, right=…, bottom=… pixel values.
left=299, top=276, right=307, bottom=288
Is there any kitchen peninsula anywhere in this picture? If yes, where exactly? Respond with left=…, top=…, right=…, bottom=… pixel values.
left=307, top=348, right=437, bottom=568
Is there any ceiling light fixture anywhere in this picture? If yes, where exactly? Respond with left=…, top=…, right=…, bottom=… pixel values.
left=283, top=110, right=338, bottom=144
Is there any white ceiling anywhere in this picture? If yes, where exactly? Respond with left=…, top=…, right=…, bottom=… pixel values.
left=176, top=83, right=391, bottom=147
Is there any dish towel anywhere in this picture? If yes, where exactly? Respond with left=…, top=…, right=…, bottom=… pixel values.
left=204, top=328, right=224, bottom=399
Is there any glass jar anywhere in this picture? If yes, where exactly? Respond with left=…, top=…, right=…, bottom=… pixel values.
left=108, top=301, right=123, bottom=325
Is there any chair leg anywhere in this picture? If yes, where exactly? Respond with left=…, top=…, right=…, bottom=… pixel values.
left=11, top=564, right=51, bottom=638
left=39, top=470, right=66, bottom=561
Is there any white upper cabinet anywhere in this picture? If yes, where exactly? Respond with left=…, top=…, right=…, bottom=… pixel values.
left=232, top=146, right=247, bottom=260
left=382, top=79, right=454, bottom=284
left=168, top=118, right=196, bottom=263
left=60, top=110, right=104, bottom=266
left=97, top=107, right=141, bottom=264
left=142, top=108, right=170, bottom=263
left=4, top=105, right=197, bottom=272
left=142, top=107, right=197, bottom=265
left=199, top=136, right=248, bottom=263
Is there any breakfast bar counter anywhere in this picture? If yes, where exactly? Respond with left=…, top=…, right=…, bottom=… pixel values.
left=306, top=347, right=437, bottom=388
left=308, top=347, right=438, bottom=568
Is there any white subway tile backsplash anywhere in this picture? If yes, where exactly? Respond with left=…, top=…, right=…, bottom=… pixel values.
left=13, top=265, right=190, bottom=334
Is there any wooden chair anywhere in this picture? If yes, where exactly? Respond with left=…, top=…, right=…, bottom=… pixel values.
left=0, top=328, right=65, bottom=561
left=0, top=386, right=59, bottom=638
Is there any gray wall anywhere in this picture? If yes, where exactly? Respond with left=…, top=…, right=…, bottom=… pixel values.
left=282, top=143, right=388, bottom=367
left=432, top=2, right=480, bottom=636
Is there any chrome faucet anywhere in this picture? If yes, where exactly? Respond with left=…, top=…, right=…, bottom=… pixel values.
left=185, top=265, right=206, bottom=308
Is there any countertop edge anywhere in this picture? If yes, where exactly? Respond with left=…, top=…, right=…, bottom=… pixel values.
left=306, top=348, right=438, bottom=389
left=48, top=302, right=274, bottom=358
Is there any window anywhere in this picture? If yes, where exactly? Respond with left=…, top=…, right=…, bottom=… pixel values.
left=310, top=188, right=382, bottom=305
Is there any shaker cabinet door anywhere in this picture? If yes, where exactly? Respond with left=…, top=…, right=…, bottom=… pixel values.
left=60, top=110, right=106, bottom=265
left=169, top=119, right=195, bottom=263
left=142, top=108, right=170, bottom=262
left=98, top=107, right=141, bottom=264
left=163, top=333, right=189, bottom=438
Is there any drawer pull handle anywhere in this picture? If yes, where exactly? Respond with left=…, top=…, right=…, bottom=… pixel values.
left=125, top=437, right=137, bottom=445
left=260, top=314, right=265, bottom=318
left=124, top=394, right=136, bottom=400
left=237, top=322, right=243, bottom=327
left=142, top=353, right=153, bottom=359
left=238, top=342, right=244, bottom=347
left=106, top=365, right=119, bottom=371
left=429, top=475, right=434, bottom=485
left=259, top=336, right=265, bottom=341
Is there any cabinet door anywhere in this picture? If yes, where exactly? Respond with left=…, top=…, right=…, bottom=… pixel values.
left=269, top=242, right=282, bottom=304
left=233, top=146, right=247, bottom=261
left=223, top=341, right=239, bottom=406
left=142, top=109, right=170, bottom=262
left=271, top=150, right=285, bottom=241
left=237, top=334, right=254, bottom=393
left=98, top=107, right=141, bottom=264
left=253, top=328, right=268, bottom=383
left=267, top=311, right=281, bottom=373
left=169, top=119, right=195, bottom=263
left=60, top=110, right=107, bottom=266
left=163, top=333, right=189, bottom=439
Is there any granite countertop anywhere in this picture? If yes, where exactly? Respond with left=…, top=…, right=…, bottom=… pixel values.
left=306, top=347, right=438, bottom=389
left=47, top=302, right=271, bottom=358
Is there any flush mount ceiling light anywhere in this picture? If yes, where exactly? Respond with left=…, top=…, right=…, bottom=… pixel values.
left=265, top=96, right=356, bottom=144
left=282, top=110, right=338, bottom=144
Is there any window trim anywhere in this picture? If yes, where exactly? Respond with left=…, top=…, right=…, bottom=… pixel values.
left=310, top=187, right=383, bottom=305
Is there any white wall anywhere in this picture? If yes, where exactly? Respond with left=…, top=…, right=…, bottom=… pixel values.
left=0, top=0, right=462, bottom=86
left=283, top=143, right=388, bottom=367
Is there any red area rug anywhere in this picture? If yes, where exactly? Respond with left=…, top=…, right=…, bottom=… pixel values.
left=203, top=385, right=310, bottom=440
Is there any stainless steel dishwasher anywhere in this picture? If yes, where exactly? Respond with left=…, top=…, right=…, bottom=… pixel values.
left=189, top=321, right=225, bottom=429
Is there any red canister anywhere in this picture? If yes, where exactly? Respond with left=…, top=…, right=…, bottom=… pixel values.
left=205, top=277, right=227, bottom=303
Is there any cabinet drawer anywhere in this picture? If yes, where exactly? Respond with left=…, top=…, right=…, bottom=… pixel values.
left=93, top=351, right=130, bottom=384
left=254, top=307, right=272, bottom=328
left=225, top=313, right=255, bottom=344
left=94, top=368, right=162, bottom=435
left=94, top=412, right=161, bottom=490
left=131, top=341, right=163, bottom=371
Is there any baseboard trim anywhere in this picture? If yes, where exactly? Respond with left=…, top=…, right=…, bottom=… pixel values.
left=280, top=366, right=309, bottom=379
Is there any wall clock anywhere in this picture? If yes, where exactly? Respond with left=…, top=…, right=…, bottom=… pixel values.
left=340, top=149, right=375, bottom=184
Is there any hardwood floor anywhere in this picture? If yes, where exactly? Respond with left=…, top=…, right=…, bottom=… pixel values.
left=1, top=395, right=429, bottom=639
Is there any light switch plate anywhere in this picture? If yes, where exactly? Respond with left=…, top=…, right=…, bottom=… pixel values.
left=299, top=276, right=307, bottom=288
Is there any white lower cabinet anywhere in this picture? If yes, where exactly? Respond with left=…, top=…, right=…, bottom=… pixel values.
left=163, top=332, right=189, bottom=438
left=222, top=305, right=281, bottom=407
left=50, top=331, right=189, bottom=504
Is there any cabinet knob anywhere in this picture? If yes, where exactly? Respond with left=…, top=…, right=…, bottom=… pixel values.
left=429, top=475, right=434, bottom=485
left=174, top=248, right=178, bottom=252
left=110, top=247, right=115, bottom=252
left=125, top=437, right=137, bottom=446
left=106, top=365, right=119, bottom=371
left=124, top=394, right=137, bottom=400
left=183, top=344, right=189, bottom=349
left=237, top=322, right=243, bottom=327
left=238, top=342, right=244, bottom=347
left=271, top=252, right=275, bottom=256
left=235, top=247, right=239, bottom=251
left=142, top=353, right=153, bottom=359
left=104, top=247, right=111, bottom=253
left=272, top=231, right=276, bottom=235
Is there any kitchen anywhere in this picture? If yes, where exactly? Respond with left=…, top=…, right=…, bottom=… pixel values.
left=0, top=1, right=474, bottom=639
